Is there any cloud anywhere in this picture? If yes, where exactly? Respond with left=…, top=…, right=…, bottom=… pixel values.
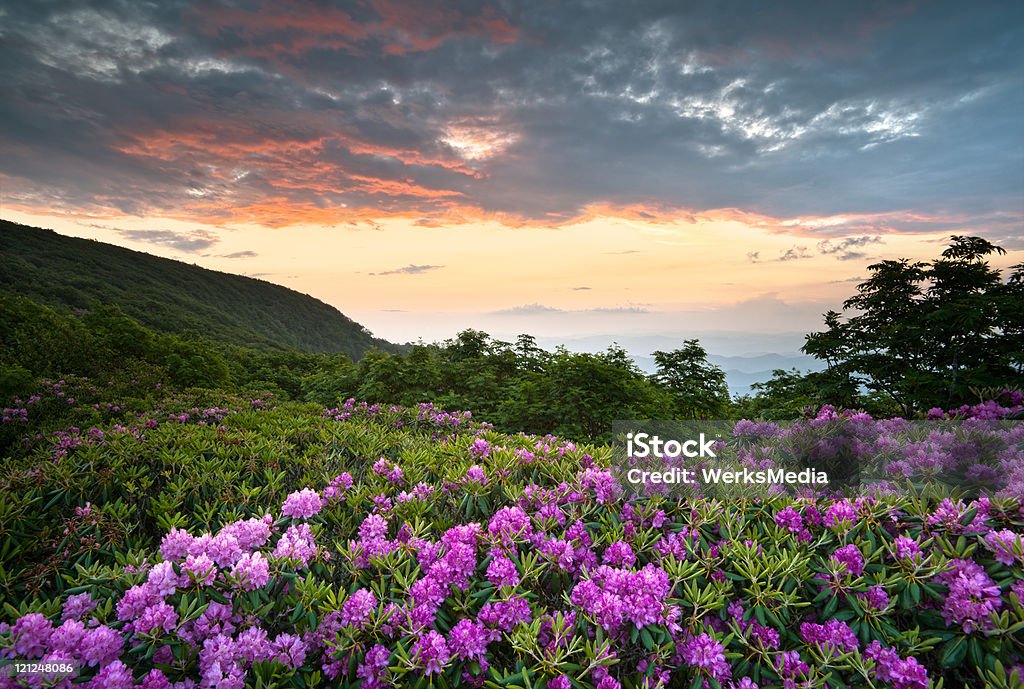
left=748, top=246, right=811, bottom=263
left=778, top=246, right=811, bottom=261
left=572, top=286, right=592, bottom=291
left=0, top=0, right=1019, bottom=241
left=491, top=303, right=565, bottom=315
left=369, top=263, right=445, bottom=276
left=220, top=250, right=259, bottom=258
left=490, top=303, right=649, bottom=316
left=817, top=235, right=883, bottom=260
left=118, top=229, right=219, bottom=252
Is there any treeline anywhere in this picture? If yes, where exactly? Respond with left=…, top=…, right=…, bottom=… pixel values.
left=0, top=294, right=737, bottom=441
left=2, top=235, right=1021, bottom=441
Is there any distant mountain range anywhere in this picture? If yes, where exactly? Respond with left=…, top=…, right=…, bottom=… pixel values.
left=535, top=334, right=823, bottom=395
left=634, top=352, right=824, bottom=396
left=0, top=220, right=399, bottom=358
left=1, top=220, right=823, bottom=388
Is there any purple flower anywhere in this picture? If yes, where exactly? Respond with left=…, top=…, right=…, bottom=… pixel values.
left=135, top=602, right=178, bottom=635
left=235, top=627, right=273, bottom=663
left=206, top=532, right=243, bottom=567
left=775, top=650, right=810, bottom=682
left=478, top=597, right=532, bottom=632
left=486, top=554, right=521, bottom=588
left=984, top=529, right=1023, bottom=566
left=147, top=562, right=179, bottom=598
left=10, top=613, right=53, bottom=659
left=570, top=565, right=672, bottom=632
left=602, top=541, right=636, bottom=568
left=359, top=514, right=390, bottom=541
left=865, top=641, right=929, bottom=689
left=678, top=633, right=731, bottom=683
left=448, top=619, right=491, bottom=662
left=199, top=633, right=244, bottom=687
left=892, top=536, right=921, bottom=562
left=281, top=488, right=323, bottom=519
left=49, top=619, right=88, bottom=657
left=831, top=544, right=865, bottom=577
left=800, top=619, right=859, bottom=656
left=89, top=660, right=135, bottom=689
left=219, top=516, right=273, bottom=551
left=159, top=528, right=193, bottom=561
left=548, top=677, right=572, bottom=689
left=273, top=524, right=318, bottom=567
left=488, top=507, right=532, bottom=544
left=774, top=506, right=803, bottom=533
left=192, top=602, right=238, bottom=642
left=858, top=585, right=890, bottom=611
left=322, top=473, right=354, bottom=503
left=927, top=498, right=984, bottom=534
left=464, top=464, right=487, bottom=484
left=824, top=500, right=859, bottom=528
left=272, top=633, right=307, bottom=669
left=62, top=592, right=98, bottom=622
left=81, top=625, right=124, bottom=667
left=231, top=552, right=270, bottom=591
left=116, top=584, right=158, bottom=621
left=140, top=669, right=172, bottom=689
left=747, top=622, right=779, bottom=651
left=579, top=468, right=622, bottom=504
left=937, top=558, right=1002, bottom=633
left=373, top=458, right=404, bottom=484
left=356, top=644, right=392, bottom=689
left=411, top=630, right=450, bottom=675
left=181, top=553, right=218, bottom=586
left=341, top=589, right=378, bottom=628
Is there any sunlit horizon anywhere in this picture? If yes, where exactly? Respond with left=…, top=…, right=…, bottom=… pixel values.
left=2, top=1, right=1022, bottom=354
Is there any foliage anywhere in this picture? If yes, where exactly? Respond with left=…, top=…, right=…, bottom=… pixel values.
left=651, top=340, right=730, bottom=419
left=803, top=236, right=1024, bottom=416
left=0, top=220, right=398, bottom=358
left=1, top=393, right=1023, bottom=689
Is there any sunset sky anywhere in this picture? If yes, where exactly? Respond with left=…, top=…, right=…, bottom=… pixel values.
left=1, top=1, right=1022, bottom=355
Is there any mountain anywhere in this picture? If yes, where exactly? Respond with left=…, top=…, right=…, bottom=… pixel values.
left=0, top=220, right=398, bottom=358
left=536, top=334, right=823, bottom=396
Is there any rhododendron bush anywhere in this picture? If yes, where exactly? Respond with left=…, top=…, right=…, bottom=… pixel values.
left=1, top=394, right=1023, bottom=689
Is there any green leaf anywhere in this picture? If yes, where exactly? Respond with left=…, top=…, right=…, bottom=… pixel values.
left=942, top=637, right=967, bottom=668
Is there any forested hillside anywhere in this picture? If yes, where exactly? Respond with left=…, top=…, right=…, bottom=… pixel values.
left=0, top=220, right=398, bottom=357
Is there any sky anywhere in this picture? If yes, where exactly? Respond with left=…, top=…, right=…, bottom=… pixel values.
left=1, top=0, right=1022, bottom=357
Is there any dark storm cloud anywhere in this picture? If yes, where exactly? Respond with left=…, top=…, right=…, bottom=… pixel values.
left=0, top=0, right=1021, bottom=239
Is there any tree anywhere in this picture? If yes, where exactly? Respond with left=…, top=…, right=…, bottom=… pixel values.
left=732, top=368, right=866, bottom=420
left=803, top=236, right=1022, bottom=415
left=651, top=340, right=730, bottom=418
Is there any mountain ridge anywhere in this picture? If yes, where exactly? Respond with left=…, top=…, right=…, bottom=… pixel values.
left=0, top=219, right=399, bottom=358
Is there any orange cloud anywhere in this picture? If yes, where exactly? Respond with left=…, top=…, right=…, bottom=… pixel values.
left=370, top=0, right=518, bottom=55
left=188, top=0, right=518, bottom=59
